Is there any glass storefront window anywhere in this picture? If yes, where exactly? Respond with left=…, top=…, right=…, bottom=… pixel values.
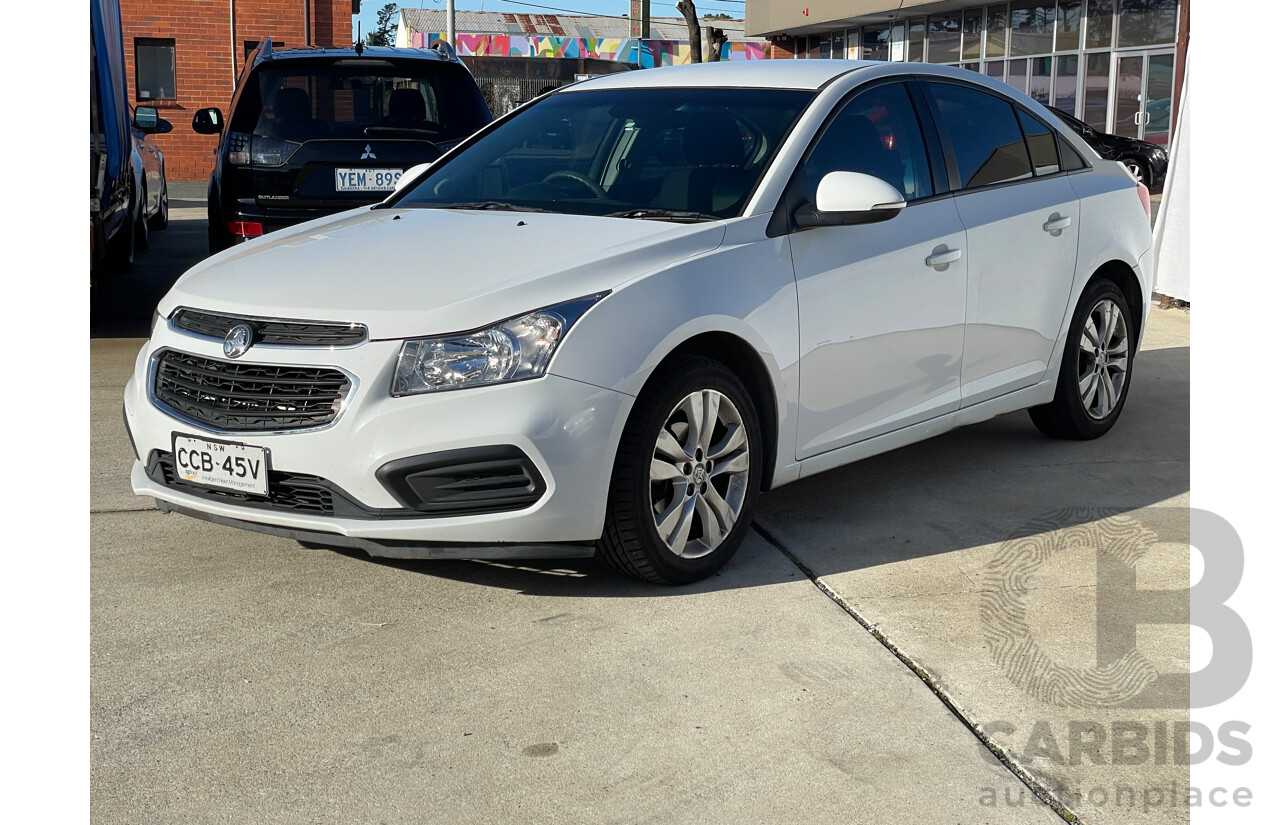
left=1117, top=0, right=1178, bottom=47
left=1056, top=1, right=1081, bottom=52
left=1010, top=2, right=1054, bottom=56
left=833, top=32, right=846, bottom=59
left=820, top=37, right=833, bottom=59
left=1085, top=0, right=1114, bottom=49
left=1054, top=54, right=1079, bottom=116
left=1029, top=56, right=1052, bottom=104
left=908, top=18, right=926, bottom=62
left=963, top=8, right=983, bottom=61
left=795, top=36, right=807, bottom=59
left=985, top=60, right=1006, bottom=82
left=809, top=38, right=822, bottom=59
left=1082, top=51, right=1111, bottom=128
left=1008, top=57, right=1029, bottom=93
left=928, top=13, right=962, bottom=64
left=862, top=26, right=890, bottom=62
left=963, top=62, right=981, bottom=72
left=986, top=4, right=1008, bottom=58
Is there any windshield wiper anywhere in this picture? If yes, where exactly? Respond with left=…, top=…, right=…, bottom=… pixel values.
left=364, top=126, right=440, bottom=137
left=436, top=201, right=553, bottom=213
left=605, top=208, right=721, bottom=223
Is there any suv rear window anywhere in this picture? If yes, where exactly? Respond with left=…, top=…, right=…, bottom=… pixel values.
left=229, top=59, right=490, bottom=146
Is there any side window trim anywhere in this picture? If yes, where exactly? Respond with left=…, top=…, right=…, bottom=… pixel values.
left=905, top=77, right=953, bottom=197
left=924, top=77, right=1071, bottom=195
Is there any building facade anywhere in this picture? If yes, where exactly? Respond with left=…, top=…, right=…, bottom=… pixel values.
left=747, top=0, right=1187, bottom=146
left=395, top=9, right=776, bottom=67
left=119, top=1, right=354, bottom=182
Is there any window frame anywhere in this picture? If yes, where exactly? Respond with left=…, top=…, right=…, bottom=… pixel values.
left=919, top=77, right=1082, bottom=194
left=134, top=37, right=177, bottom=102
left=770, top=78, right=951, bottom=237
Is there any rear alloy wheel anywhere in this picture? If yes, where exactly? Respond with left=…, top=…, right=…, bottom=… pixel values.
left=598, top=355, right=762, bottom=584
left=1123, top=159, right=1149, bottom=187
left=1029, top=280, right=1135, bottom=439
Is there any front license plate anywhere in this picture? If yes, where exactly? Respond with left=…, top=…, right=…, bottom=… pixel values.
left=173, top=435, right=269, bottom=496
left=335, top=167, right=403, bottom=192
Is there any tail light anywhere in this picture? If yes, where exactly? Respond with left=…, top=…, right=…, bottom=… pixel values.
left=1137, top=180, right=1151, bottom=218
left=228, top=221, right=264, bottom=237
left=226, top=132, right=301, bottom=167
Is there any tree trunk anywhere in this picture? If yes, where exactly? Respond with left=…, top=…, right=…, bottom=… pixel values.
left=676, top=1, right=703, bottom=63
left=706, top=27, right=728, bottom=62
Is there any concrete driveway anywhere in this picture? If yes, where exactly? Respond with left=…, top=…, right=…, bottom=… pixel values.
left=91, top=197, right=1189, bottom=824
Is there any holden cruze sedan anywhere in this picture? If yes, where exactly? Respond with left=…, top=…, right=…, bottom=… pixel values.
left=124, top=61, right=1153, bottom=585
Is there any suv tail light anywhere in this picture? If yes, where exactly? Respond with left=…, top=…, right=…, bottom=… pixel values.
left=226, top=132, right=302, bottom=167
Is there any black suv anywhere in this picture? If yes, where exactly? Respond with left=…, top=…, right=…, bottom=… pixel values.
left=194, top=40, right=491, bottom=252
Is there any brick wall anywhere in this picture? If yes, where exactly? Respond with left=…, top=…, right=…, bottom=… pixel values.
left=121, top=1, right=352, bottom=182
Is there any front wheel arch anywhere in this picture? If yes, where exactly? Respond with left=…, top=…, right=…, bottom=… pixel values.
left=664, top=332, right=779, bottom=492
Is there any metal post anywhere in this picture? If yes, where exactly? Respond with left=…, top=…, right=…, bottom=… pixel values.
left=447, top=0, right=456, bottom=46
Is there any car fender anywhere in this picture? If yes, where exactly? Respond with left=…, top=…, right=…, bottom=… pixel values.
left=549, top=214, right=801, bottom=488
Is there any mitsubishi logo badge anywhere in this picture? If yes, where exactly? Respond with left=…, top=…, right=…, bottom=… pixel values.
left=361, top=144, right=376, bottom=159
left=223, top=324, right=254, bottom=359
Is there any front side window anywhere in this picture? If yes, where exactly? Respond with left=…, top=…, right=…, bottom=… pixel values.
left=927, top=82, right=1032, bottom=188
left=802, top=83, right=934, bottom=204
left=135, top=38, right=176, bottom=101
left=397, top=88, right=813, bottom=220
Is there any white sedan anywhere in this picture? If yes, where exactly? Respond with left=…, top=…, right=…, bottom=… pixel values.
left=124, top=61, right=1153, bottom=584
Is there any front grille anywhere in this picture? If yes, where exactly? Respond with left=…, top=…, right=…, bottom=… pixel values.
left=171, top=309, right=368, bottom=347
left=150, top=452, right=335, bottom=515
left=153, top=350, right=351, bottom=432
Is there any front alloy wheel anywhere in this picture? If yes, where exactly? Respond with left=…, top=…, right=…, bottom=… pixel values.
left=649, top=389, right=751, bottom=560
left=599, top=355, right=762, bottom=584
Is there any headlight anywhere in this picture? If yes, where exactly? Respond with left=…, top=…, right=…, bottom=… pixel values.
left=391, top=294, right=605, bottom=396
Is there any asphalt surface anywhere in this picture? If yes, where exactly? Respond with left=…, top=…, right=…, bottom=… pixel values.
left=91, top=188, right=1189, bottom=824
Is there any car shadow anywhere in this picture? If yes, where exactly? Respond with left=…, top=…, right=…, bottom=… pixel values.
left=333, top=343, right=1189, bottom=596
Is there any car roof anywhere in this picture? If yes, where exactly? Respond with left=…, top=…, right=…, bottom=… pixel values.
left=566, top=60, right=874, bottom=91
left=255, top=45, right=459, bottom=65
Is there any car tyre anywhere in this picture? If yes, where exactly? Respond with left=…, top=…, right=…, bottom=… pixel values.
left=134, top=187, right=150, bottom=251
left=150, top=178, right=169, bottom=230
left=598, top=355, right=762, bottom=585
left=1029, top=279, right=1135, bottom=440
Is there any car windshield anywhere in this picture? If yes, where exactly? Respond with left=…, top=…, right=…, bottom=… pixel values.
left=395, top=87, right=815, bottom=220
left=228, top=59, right=491, bottom=146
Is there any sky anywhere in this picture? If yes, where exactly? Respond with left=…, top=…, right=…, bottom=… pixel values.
left=353, top=0, right=749, bottom=38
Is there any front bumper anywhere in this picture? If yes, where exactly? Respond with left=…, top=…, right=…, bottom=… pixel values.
left=125, top=325, right=632, bottom=552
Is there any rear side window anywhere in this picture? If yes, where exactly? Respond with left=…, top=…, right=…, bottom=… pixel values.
left=1058, top=135, right=1087, bottom=171
left=1017, top=109, right=1060, bottom=175
left=926, top=82, right=1032, bottom=188
left=229, top=60, right=491, bottom=145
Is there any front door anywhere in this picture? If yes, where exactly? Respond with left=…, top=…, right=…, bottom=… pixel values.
left=1112, top=50, right=1176, bottom=145
left=792, top=82, right=967, bottom=460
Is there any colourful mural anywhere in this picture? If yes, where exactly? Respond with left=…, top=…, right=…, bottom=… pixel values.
left=406, top=31, right=767, bottom=66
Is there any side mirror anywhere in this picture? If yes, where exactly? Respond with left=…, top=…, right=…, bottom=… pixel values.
left=135, top=106, right=159, bottom=130
left=393, top=161, right=433, bottom=194
left=794, top=171, right=906, bottom=229
left=192, top=107, right=224, bottom=135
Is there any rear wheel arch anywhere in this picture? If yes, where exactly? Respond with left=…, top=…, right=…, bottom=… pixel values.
left=662, top=332, right=779, bottom=492
left=1087, top=259, right=1145, bottom=344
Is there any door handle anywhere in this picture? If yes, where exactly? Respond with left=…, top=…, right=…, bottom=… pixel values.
left=1043, top=215, right=1073, bottom=233
left=925, top=248, right=962, bottom=268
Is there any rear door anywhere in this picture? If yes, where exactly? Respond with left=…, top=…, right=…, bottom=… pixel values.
left=790, top=81, right=968, bottom=459
left=922, top=81, right=1081, bottom=406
